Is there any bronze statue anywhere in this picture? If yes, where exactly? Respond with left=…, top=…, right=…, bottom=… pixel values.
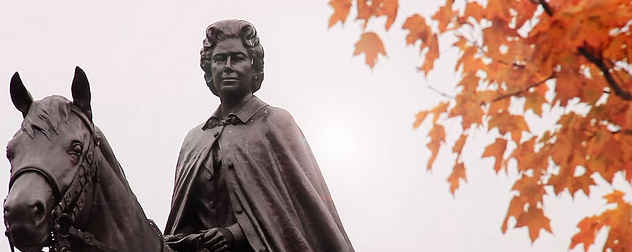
left=163, top=19, right=355, bottom=252
left=4, top=67, right=169, bottom=252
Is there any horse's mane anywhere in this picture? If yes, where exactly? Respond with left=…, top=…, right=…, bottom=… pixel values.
left=21, top=95, right=71, bottom=140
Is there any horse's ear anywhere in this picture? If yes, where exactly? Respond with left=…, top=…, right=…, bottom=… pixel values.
left=71, top=66, right=92, bottom=120
left=10, top=72, right=34, bottom=118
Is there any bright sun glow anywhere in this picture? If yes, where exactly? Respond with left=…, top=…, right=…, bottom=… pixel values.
left=293, top=89, right=390, bottom=200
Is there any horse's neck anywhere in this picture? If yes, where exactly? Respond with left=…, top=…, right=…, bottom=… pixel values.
left=77, top=153, right=163, bottom=252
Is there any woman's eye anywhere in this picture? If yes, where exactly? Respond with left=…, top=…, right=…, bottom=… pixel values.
left=213, top=56, right=227, bottom=63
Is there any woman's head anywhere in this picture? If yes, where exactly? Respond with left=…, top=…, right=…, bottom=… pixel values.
left=200, top=19, right=264, bottom=96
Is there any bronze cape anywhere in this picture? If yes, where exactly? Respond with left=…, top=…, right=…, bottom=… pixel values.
left=165, top=96, right=354, bottom=252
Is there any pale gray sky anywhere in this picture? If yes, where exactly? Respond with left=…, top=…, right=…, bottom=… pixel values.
left=0, top=1, right=627, bottom=251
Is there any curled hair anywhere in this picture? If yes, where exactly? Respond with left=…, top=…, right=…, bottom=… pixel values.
left=200, top=19, right=264, bottom=96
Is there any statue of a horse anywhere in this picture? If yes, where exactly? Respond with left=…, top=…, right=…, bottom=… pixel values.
left=3, top=67, right=170, bottom=252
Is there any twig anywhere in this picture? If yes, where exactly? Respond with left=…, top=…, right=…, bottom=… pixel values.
left=427, top=84, right=456, bottom=99
left=482, top=73, right=555, bottom=105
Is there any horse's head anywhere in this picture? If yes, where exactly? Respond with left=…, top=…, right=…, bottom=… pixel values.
left=4, top=67, right=96, bottom=251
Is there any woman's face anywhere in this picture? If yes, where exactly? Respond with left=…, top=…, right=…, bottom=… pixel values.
left=210, top=38, right=254, bottom=100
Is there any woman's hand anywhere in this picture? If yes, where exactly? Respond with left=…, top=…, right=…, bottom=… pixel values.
left=200, top=227, right=234, bottom=252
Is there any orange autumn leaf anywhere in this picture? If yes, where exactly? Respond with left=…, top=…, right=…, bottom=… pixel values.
left=413, top=101, right=448, bottom=128
left=402, top=14, right=440, bottom=75
left=356, top=0, right=399, bottom=30
left=328, top=0, right=632, bottom=249
left=426, top=123, right=445, bottom=171
left=353, top=32, right=387, bottom=69
left=571, top=190, right=632, bottom=251
left=431, top=0, right=456, bottom=32
left=447, top=162, right=466, bottom=194
left=570, top=216, right=602, bottom=252
left=502, top=196, right=526, bottom=233
left=452, top=133, right=467, bottom=155
left=515, top=206, right=553, bottom=242
left=328, top=0, right=352, bottom=28
left=482, top=138, right=507, bottom=173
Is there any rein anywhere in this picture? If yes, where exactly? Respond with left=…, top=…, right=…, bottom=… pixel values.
left=7, top=107, right=116, bottom=252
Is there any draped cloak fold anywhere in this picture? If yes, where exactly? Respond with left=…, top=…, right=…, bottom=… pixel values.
left=165, top=96, right=354, bottom=252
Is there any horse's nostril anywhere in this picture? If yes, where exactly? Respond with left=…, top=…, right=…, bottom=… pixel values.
left=33, top=201, right=45, bottom=219
left=4, top=199, right=47, bottom=225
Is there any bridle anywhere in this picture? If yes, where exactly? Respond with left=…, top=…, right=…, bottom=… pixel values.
left=6, top=107, right=116, bottom=252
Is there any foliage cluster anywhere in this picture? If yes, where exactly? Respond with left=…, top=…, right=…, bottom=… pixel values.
left=329, top=0, right=632, bottom=251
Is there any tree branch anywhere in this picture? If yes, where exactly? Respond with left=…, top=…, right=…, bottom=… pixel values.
left=482, top=73, right=555, bottom=105
left=534, top=0, right=632, bottom=100
left=578, top=46, right=632, bottom=100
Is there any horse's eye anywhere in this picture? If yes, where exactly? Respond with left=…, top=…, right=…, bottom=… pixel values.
left=69, top=142, right=83, bottom=157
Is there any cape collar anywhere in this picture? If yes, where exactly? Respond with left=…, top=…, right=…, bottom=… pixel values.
left=203, top=96, right=268, bottom=130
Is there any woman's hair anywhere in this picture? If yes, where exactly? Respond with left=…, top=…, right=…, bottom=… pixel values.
left=200, top=19, right=264, bottom=96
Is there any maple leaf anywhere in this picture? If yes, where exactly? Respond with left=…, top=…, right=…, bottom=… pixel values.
left=431, top=0, right=456, bottom=33
left=328, top=0, right=352, bottom=28
left=488, top=112, right=530, bottom=143
left=571, top=190, right=632, bottom=251
left=524, top=85, right=548, bottom=117
left=356, top=0, right=399, bottom=30
left=412, top=110, right=428, bottom=129
left=452, top=133, right=467, bottom=155
left=570, top=216, right=602, bottom=252
left=353, top=32, right=387, bottom=69
left=402, top=14, right=440, bottom=75
left=426, top=123, right=445, bottom=171
left=413, top=101, right=449, bottom=129
left=447, top=162, right=466, bottom=194
left=462, top=1, right=484, bottom=24
left=482, top=138, right=507, bottom=173
left=515, top=206, right=553, bottom=243
left=513, top=175, right=546, bottom=207
left=328, top=0, right=632, bottom=249
left=502, top=196, right=526, bottom=233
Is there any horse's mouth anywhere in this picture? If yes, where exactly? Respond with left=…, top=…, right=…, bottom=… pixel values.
left=6, top=224, right=51, bottom=252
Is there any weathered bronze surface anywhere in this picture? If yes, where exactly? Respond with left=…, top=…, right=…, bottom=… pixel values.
left=164, top=19, right=355, bottom=252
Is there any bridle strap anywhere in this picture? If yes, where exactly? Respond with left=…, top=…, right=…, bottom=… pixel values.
left=8, top=166, right=63, bottom=201
left=49, top=107, right=115, bottom=252
left=6, top=106, right=117, bottom=252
